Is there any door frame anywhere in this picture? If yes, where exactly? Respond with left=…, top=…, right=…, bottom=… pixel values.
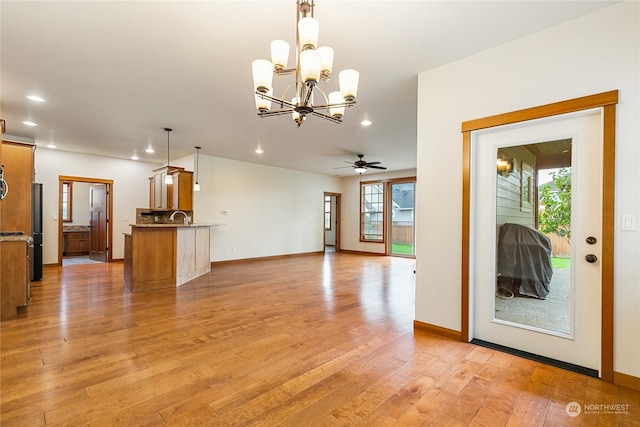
left=323, top=192, right=341, bottom=252
left=461, top=90, right=618, bottom=382
left=58, top=175, right=114, bottom=265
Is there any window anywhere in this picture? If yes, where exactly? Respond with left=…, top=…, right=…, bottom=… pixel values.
left=62, top=181, right=72, bottom=222
left=521, top=161, right=534, bottom=212
left=360, top=182, right=384, bottom=242
left=324, top=195, right=332, bottom=230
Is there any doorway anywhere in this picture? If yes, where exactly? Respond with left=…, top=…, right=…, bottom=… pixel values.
left=388, top=181, right=415, bottom=257
left=324, top=192, right=340, bottom=252
left=461, top=90, right=618, bottom=381
left=58, top=176, right=113, bottom=266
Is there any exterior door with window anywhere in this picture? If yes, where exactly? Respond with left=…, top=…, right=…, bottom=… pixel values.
left=471, top=109, right=603, bottom=374
left=389, top=181, right=415, bottom=256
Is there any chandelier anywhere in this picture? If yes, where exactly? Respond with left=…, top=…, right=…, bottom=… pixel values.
left=251, top=0, right=359, bottom=127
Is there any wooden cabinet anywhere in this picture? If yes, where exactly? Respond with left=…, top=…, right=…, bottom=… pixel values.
left=0, top=140, right=35, bottom=234
left=1, top=135, right=35, bottom=319
left=1, top=239, right=29, bottom=319
left=65, top=231, right=90, bottom=255
left=176, top=226, right=211, bottom=285
left=149, top=166, right=193, bottom=210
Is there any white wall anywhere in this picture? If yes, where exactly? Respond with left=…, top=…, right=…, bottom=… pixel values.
left=37, top=149, right=343, bottom=264
left=182, top=154, right=341, bottom=261
left=340, top=169, right=417, bottom=253
left=35, top=148, right=157, bottom=262
left=416, top=2, right=639, bottom=377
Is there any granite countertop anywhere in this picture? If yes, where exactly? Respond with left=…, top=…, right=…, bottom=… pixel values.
left=0, top=233, right=33, bottom=243
left=63, top=226, right=90, bottom=232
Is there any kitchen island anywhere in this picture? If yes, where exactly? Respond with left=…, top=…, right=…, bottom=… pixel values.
left=124, top=224, right=214, bottom=292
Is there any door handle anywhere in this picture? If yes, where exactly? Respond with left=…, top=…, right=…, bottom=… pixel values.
left=585, top=254, right=598, bottom=263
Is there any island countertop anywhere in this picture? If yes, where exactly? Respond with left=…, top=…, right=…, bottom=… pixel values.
left=128, top=223, right=223, bottom=228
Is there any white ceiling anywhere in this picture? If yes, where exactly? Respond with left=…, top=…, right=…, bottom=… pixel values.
left=1, top=1, right=617, bottom=176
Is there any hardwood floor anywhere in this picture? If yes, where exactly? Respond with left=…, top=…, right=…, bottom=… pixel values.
left=1, top=252, right=638, bottom=426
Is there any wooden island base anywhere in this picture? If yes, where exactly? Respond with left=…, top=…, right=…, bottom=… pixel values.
left=124, top=224, right=211, bottom=292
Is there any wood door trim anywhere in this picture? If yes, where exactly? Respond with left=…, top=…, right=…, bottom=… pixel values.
left=461, top=90, right=619, bottom=132
left=460, top=90, right=618, bottom=382
left=58, top=176, right=114, bottom=266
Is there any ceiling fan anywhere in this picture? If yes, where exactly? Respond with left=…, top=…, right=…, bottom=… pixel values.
left=338, top=154, right=387, bottom=174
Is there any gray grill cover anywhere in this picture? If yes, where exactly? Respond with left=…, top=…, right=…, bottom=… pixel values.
left=497, top=223, right=553, bottom=299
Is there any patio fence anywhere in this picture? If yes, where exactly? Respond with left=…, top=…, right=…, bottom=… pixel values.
left=545, top=232, right=571, bottom=258
left=391, top=221, right=414, bottom=245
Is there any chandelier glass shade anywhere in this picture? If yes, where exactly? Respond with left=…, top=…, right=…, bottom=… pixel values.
left=251, top=0, right=359, bottom=127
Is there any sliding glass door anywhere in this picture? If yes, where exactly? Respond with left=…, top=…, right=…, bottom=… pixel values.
left=389, top=181, right=415, bottom=256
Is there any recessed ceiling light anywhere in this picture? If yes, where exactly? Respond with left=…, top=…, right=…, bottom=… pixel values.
left=131, top=154, right=139, bottom=160
left=27, top=95, right=45, bottom=102
left=255, top=147, right=264, bottom=154
left=23, top=121, right=38, bottom=126
left=47, top=143, right=56, bottom=149
left=361, top=120, right=372, bottom=126
left=145, top=147, right=155, bottom=154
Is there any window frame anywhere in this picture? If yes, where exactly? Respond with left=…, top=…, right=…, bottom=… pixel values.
left=360, top=180, right=385, bottom=243
left=61, top=181, right=73, bottom=222
left=324, top=195, right=332, bottom=230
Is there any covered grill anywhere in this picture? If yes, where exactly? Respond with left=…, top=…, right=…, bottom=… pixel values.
left=497, top=223, right=554, bottom=299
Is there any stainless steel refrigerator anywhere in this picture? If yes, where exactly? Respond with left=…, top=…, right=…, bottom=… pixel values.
left=31, top=182, right=43, bottom=281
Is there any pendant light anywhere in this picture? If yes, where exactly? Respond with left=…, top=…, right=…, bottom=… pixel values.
left=193, top=146, right=201, bottom=192
left=164, top=128, right=173, bottom=184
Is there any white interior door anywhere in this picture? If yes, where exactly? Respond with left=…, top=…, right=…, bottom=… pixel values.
left=471, top=109, right=602, bottom=374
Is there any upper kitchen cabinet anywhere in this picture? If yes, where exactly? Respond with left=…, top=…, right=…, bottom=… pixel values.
left=1, top=138, right=35, bottom=234
left=149, top=166, right=193, bottom=211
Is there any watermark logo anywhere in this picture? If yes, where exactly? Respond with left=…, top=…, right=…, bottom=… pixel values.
left=583, top=403, right=630, bottom=415
left=565, top=401, right=581, bottom=417
left=565, top=401, right=631, bottom=417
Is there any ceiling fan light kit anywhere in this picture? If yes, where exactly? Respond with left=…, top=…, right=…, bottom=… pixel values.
left=337, top=154, right=388, bottom=174
left=251, top=0, right=359, bottom=127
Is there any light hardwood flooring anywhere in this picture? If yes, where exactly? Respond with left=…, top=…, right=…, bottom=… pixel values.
left=1, top=253, right=638, bottom=426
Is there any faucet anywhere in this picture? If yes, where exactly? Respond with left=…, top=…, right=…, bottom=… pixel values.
left=169, top=210, right=189, bottom=225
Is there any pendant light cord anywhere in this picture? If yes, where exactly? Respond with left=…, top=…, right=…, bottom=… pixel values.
left=165, top=128, right=172, bottom=167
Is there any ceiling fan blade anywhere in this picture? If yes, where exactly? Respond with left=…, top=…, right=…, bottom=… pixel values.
left=333, top=165, right=354, bottom=169
left=368, top=165, right=387, bottom=170
left=365, top=161, right=381, bottom=166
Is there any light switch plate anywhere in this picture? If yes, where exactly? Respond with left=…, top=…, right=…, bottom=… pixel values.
left=621, top=214, right=636, bottom=231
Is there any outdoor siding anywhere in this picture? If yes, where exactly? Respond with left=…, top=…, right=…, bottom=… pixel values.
left=496, top=146, right=536, bottom=228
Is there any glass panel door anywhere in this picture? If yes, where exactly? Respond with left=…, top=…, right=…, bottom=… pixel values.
left=390, top=182, right=415, bottom=256
left=472, top=110, right=602, bottom=372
